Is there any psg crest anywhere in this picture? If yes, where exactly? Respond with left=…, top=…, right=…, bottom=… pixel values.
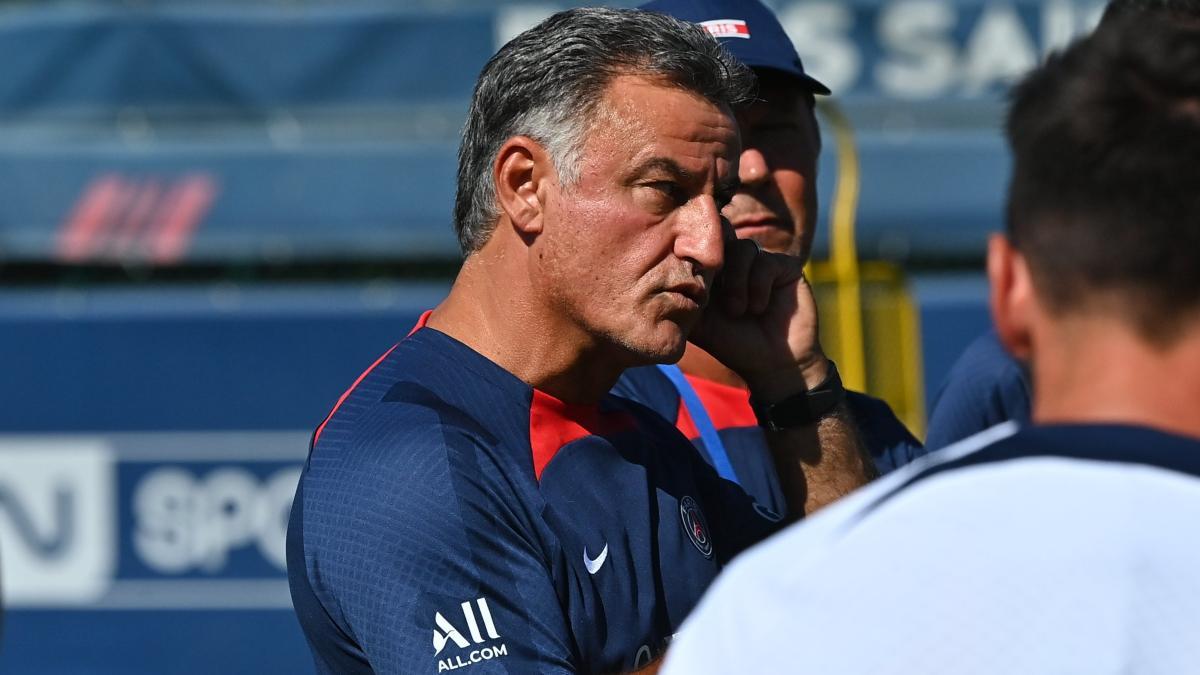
left=679, top=496, right=713, bottom=559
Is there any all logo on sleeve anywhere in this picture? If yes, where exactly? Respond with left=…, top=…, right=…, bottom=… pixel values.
left=679, top=496, right=713, bottom=559
left=433, top=597, right=508, bottom=672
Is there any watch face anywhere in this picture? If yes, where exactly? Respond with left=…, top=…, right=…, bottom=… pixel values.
left=774, top=394, right=815, bottom=428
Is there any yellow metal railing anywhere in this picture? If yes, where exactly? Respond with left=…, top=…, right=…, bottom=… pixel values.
left=812, top=100, right=927, bottom=438
left=817, top=100, right=867, bottom=393
left=808, top=262, right=926, bottom=437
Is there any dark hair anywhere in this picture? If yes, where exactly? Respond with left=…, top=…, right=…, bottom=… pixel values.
left=1005, top=16, right=1200, bottom=344
left=1101, top=0, right=1200, bottom=23
left=453, top=7, right=753, bottom=255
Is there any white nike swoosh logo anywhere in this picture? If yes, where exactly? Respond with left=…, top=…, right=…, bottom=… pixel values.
left=583, top=544, right=608, bottom=575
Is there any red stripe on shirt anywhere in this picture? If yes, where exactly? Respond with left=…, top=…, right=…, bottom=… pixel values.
left=312, top=310, right=432, bottom=447
left=675, top=401, right=701, bottom=440
left=408, top=309, right=433, bottom=336
left=529, top=390, right=637, bottom=481
left=673, top=374, right=758, bottom=440
left=312, top=344, right=399, bottom=447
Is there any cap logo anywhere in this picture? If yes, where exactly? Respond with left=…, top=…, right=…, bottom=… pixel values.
left=699, top=19, right=750, bottom=39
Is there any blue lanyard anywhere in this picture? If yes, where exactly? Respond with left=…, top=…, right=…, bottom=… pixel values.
left=656, top=364, right=741, bottom=486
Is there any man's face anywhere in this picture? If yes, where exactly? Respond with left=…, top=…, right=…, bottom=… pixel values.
left=534, top=75, right=740, bottom=364
left=726, top=72, right=821, bottom=261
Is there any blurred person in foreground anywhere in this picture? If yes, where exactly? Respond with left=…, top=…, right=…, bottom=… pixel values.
left=664, top=15, right=1200, bottom=674
left=614, top=0, right=923, bottom=519
left=288, top=7, right=878, bottom=674
left=924, top=0, right=1200, bottom=449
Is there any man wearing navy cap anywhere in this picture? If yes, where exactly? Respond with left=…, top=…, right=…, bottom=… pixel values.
left=616, top=0, right=924, bottom=518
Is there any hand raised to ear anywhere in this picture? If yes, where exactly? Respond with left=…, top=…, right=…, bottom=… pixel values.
left=691, top=238, right=829, bottom=402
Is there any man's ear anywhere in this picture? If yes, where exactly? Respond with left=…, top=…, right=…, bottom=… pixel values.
left=494, top=136, right=553, bottom=237
left=988, top=233, right=1035, bottom=362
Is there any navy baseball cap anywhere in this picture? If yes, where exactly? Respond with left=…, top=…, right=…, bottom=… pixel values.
left=640, top=0, right=831, bottom=95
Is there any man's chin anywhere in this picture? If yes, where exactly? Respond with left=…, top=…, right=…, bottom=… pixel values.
left=616, top=324, right=690, bottom=367
left=650, top=338, right=688, bottom=365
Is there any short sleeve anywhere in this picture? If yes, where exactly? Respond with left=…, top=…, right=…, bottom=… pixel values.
left=289, top=424, right=576, bottom=674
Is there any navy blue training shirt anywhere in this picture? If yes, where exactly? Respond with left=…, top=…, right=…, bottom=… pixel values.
left=612, top=365, right=926, bottom=511
left=287, top=323, right=782, bottom=674
left=925, top=329, right=1032, bottom=450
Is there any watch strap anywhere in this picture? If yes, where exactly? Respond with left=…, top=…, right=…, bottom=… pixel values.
left=751, top=361, right=845, bottom=431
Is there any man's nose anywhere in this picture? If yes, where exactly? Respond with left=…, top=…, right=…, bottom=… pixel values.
left=675, top=196, right=726, bottom=274
left=739, top=147, right=769, bottom=186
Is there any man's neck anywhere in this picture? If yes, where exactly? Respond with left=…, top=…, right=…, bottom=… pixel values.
left=426, top=251, right=627, bottom=405
left=677, top=343, right=746, bottom=389
left=1031, top=315, right=1200, bottom=440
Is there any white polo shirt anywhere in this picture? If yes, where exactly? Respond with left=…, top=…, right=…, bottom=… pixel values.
left=663, top=422, right=1200, bottom=675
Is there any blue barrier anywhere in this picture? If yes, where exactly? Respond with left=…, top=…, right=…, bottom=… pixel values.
left=0, top=283, right=447, bottom=674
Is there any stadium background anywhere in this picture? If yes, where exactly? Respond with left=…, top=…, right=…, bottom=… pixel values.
left=0, top=0, right=1102, bottom=672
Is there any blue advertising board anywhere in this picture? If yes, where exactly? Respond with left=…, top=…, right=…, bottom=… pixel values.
left=0, top=435, right=311, bottom=673
left=0, top=284, right=447, bottom=674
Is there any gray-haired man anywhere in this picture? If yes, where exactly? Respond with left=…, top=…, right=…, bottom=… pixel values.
left=288, top=7, right=873, bottom=674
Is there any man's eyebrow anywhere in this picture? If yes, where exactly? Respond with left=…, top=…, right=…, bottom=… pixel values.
left=631, top=157, right=694, bottom=180
left=633, top=157, right=738, bottom=194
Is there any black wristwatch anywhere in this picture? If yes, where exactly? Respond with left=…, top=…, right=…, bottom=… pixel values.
left=751, top=360, right=845, bottom=431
